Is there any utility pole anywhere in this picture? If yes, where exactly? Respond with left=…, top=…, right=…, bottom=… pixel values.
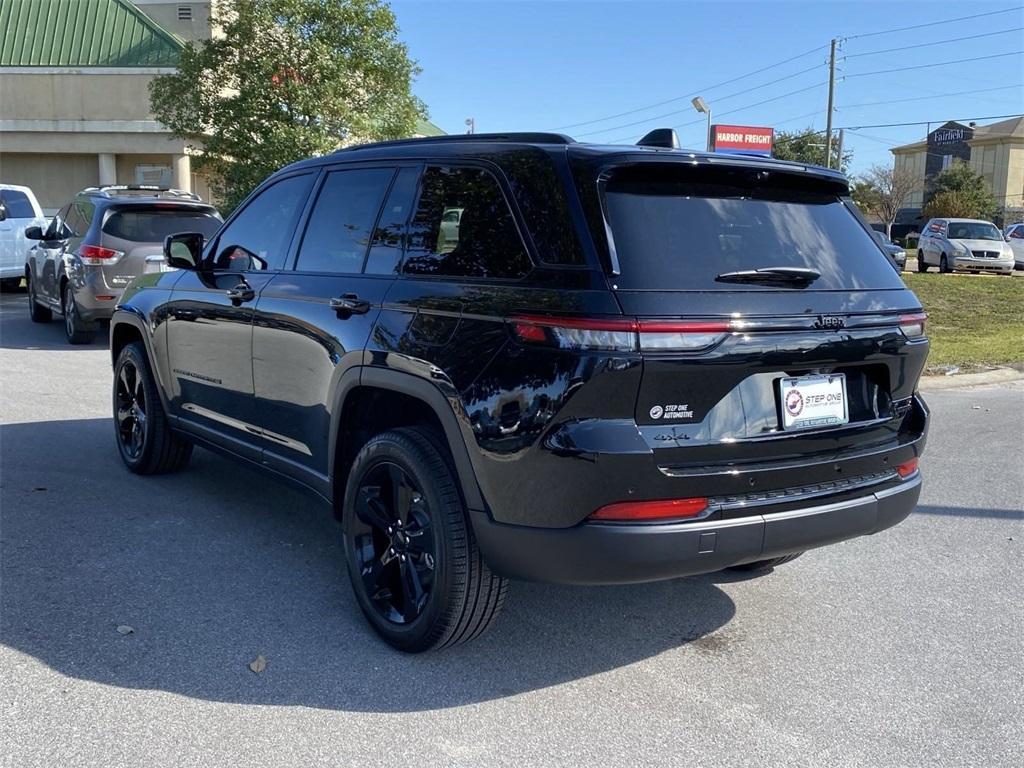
left=825, top=38, right=837, bottom=169
left=465, top=117, right=475, bottom=135
left=836, top=128, right=845, bottom=172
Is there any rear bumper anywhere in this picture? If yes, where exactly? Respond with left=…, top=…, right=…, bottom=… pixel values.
left=69, top=268, right=122, bottom=322
left=472, top=473, right=921, bottom=585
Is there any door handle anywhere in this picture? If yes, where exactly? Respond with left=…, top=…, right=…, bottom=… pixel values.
left=226, top=283, right=256, bottom=305
left=329, top=293, right=371, bottom=315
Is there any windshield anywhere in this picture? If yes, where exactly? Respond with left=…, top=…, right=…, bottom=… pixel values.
left=600, top=165, right=905, bottom=291
left=947, top=222, right=1002, bottom=241
left=102, top=209, right=222, bottom=243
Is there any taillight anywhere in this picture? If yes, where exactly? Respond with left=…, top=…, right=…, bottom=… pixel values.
left=78, top=244, right=123, bottom=265
left=590, top=497, right=710, bottom=522
left=511, top=315, right=731, bottom=352
left=899, top=312, right=927, bottom=339
left=896, top=457, right=919, bottom=478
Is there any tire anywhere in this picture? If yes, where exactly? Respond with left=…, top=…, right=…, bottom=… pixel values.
left=939, top=254, right=950, bottom=274
left=727, top=553, right=803, bottom=573
left=27, top=274, right=52, bottom=323
left=63, top=283, right=94, bottom=344
left=342, top=426, right=507, bottom=652
left=916, top=252, right=927, bottom=273
left=113, top=341, right=193, bottom=474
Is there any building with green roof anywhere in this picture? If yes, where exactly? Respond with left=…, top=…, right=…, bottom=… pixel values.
left=1, top=1, right=444, bottom=210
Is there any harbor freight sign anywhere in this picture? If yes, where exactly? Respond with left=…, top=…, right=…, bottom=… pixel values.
left=711, top=125, right=774, bottom=157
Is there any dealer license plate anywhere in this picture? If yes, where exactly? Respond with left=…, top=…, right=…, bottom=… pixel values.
left=778, top=374, right=848, bottom=431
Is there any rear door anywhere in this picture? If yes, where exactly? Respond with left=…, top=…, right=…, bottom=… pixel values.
left=166, top=172, right=315, bottom=459
left=98, top=205, right=223, bottom=290
left=252, top=165, right=414, bottom=486
left=587, top=160, right=928, bottom=466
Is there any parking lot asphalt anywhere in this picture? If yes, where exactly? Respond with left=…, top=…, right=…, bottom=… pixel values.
left=1, top=290, right=1022, bottom=768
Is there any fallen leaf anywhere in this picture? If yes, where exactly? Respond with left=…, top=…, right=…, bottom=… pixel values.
left=249, top=654, right=267, bottom=674
left=116, top=625, right=134, bottom=635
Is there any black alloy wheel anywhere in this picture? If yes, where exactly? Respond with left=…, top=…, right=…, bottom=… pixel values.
left=112, top=342, right=192, bottom=474
left=343, top=427, right=507, bottom=652
left=115, top=358, right=148, bottom=461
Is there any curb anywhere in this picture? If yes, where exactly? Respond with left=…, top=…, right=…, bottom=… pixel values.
left=919, top=367, right=1024, bottom=391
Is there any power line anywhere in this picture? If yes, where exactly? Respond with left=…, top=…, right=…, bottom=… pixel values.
left=844, top=6, right=1022, bottom=40
left=846, top=27, right=1024, bottom=58
left=577, top=63, right=826, bottom=138
left=839, top=83, right=1024, bottom=110
left=846, top=50, right=1024, bottom=79
left=842, top=113, right=1024, bottom=130
left=546, top=44, right=828, bottom=132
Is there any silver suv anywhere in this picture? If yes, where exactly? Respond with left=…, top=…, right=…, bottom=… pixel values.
left=25, top=185, right=222, bottom=343
left=916, top=217, right=1014, bottom=275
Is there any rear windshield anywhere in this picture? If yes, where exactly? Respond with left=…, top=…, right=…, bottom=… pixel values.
left=947, top=222, right=1002, bottom=241
left=102, top=209, right=222, bottom=243
left=600, top=165, right=904, bottom=291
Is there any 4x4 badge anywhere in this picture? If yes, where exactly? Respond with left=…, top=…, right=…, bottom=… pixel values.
left=814, top=315, right=845, bottom=330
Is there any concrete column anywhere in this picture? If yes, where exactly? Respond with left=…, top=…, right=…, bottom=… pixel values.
left=98, top=153, right=117, bottom=186
left=171, top=154, right=191, bottom=193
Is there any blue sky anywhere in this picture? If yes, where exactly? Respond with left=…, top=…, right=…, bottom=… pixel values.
left=391, top=0, right=1024, bottom=174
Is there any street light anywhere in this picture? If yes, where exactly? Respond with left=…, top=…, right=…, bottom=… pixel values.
left=691, top=96, right=712, bottom=152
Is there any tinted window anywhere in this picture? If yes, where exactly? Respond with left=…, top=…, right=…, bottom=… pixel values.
left=295, top=168, right=393, bottom=273
left=102, top=209, right=222, bottom=243
left=1, top=190, right=35, bottom=218
left=46, top=205, right=70, bottom=240
left=947, top=221, right=1002, bottom=241
left=1010, top=226, right=1024, bottom=239
left=403, top=166, right=531, bottom=279
left=365, top=167, right=418, bottom=275
left=600, top=165, right=905, bottom=291
left=214, top=173, right=314, bottom=270
left=64, top=200, right=94, bottom=239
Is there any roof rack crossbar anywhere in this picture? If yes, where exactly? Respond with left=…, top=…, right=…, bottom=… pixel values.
left=334, top=132, right=575, bottom=153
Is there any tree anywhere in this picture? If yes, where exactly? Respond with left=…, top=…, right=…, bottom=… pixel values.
left=771, top=127, right=852, bottom=173
left=923, top=161, right=999, bottom=221
left=852, top=164, right=922, bottom=237
left=150, top=0, right=425, bottom=212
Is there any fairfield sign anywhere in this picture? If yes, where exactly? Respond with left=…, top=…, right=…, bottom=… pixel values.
left=711, top=124, right=774, bottom=157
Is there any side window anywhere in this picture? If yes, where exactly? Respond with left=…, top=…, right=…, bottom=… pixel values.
left=213, top=173, right=314, bottom=271
left=1, top=190, right=35, bottom=219
left=1010, top=226, right=1024, bottom=240
left=294, top=168, right=394, bottom=274
left=46, top=205, right=71, bottom=240
left=365, top=167, right=419, bottom=275
left=65, top=200, right=95, bottom=240
left=403, top=166, right=531, bottom=280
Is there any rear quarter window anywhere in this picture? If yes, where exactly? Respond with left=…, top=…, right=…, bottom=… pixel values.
left=599, top=164, right=905, bottom=291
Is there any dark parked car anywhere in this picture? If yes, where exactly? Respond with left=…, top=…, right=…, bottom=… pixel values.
left=872, top=229, right=907, bottom=271
left=109, top=132, right=930, bottom=651
left=25, top=185, right=221, bottom=343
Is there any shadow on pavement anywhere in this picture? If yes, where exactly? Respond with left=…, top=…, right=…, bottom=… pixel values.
left=0, top=294, right=108, bottom=351
left=915, top=505, right=1023, bottom=520
left=1, top=417, right=736, bottom=712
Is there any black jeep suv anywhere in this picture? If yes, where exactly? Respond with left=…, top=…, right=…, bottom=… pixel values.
left=109, top=132, right=929, bottom=651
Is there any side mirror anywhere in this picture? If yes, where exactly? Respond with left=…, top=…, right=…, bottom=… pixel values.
left=24, top=225, right=44, bottom=240
left=164, top=232, right=205, bottom=270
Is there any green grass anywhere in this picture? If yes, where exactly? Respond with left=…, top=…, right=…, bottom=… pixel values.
left=902, top=272, right=1024, bottom=373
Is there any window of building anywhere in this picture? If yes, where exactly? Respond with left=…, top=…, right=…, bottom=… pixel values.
left=177, top=6, right=193, bottom=21
left=295, top=169, right=394, bottom=273
left=403, top=166, right=531, bottom=279
left=213, top=173, right=314, bottom=271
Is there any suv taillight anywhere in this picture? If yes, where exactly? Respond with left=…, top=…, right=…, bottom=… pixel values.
left=898, top=312, right=927, bottom=339
left=79, top=244, right=123, bottom=265
left=511, top=315, right=731, bottom=353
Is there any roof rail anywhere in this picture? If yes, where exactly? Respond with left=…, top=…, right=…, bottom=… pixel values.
left=334, top=132, right=576, bottom=153
left=80, top=185, right=202, bottom=201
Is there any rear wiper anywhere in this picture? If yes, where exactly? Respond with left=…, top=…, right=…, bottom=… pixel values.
left=715, top=267, right=821, bottom=286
